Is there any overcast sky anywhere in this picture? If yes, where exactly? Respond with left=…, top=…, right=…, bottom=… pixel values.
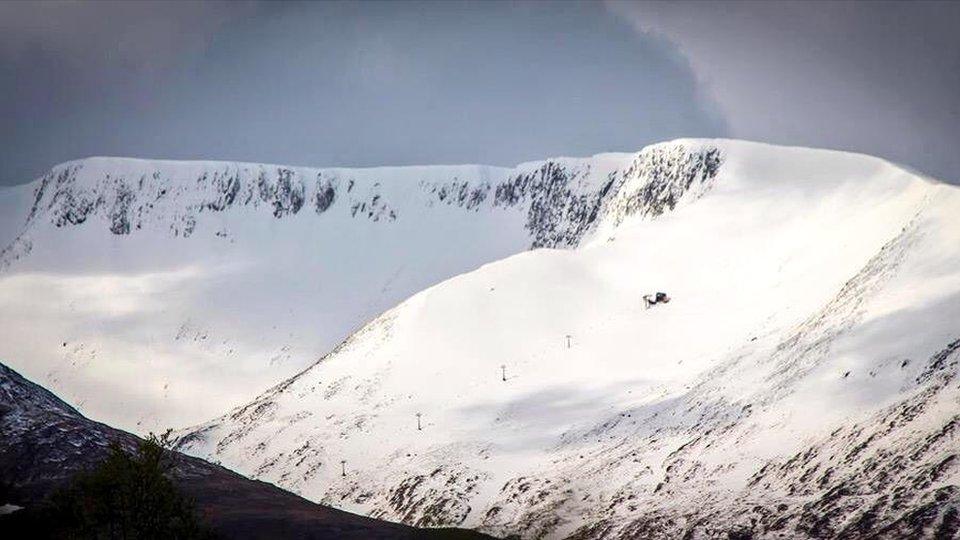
left=1, top=1, right=958, bottom=185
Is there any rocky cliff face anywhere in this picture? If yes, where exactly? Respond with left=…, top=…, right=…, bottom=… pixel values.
left=5, top=142, right=722, bottom=257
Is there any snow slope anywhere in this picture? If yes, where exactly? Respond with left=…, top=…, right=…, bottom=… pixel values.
left=0, top=143, right=717, bottom=432
left=176, top=141, right=960, bottom=538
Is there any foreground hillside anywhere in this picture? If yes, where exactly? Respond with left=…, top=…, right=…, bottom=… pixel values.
left=0, top=144, right=713, bottom=431
left=0, top=361, right=492, bottom=539
left=176, top=141, right=960, bottom=538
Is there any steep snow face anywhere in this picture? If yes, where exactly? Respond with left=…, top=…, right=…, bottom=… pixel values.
left=0, top=142, right=720, bottom=432
left=177, top=141, right=960, bottom=538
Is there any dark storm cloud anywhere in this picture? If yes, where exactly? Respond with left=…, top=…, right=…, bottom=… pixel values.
left=609, top=0, right=960, bottom=183
left=0, top=1, right=726, bottom=185
left=0, top=1, right=256, bottom=182
left=2, top=1, right=958, bottom=186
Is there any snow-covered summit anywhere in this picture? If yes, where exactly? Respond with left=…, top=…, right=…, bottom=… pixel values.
left=3, top=141, right=722, bottom=258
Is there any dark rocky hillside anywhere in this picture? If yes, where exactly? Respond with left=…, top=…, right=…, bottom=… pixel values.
left=0, top=362, right=493, bottom=539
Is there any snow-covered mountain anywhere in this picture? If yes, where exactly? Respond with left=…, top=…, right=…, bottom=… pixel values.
left=172, top=141, right=960, bottom=538
left=0, top=142, right=719, bottom=431
left=4, top=139, right=957, bottom=538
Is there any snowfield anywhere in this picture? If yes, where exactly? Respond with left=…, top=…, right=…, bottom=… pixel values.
left=176, top=141, right=959, bottom=538
left=3, top=139, right=959, bottom=537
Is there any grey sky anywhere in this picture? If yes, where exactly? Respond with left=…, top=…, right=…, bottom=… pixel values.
left=611, top=1, right=960, bottom=184
left=1, top=1, right=957, bottom=186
